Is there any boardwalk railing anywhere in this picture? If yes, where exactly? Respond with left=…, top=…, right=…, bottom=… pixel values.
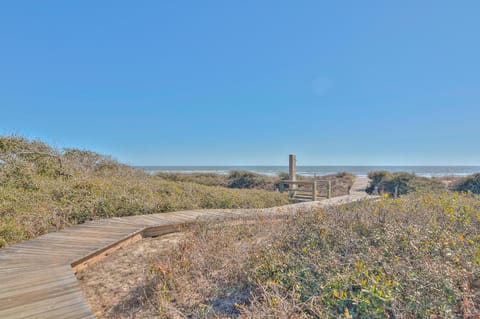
left=279, top=179, right=332, bottom=201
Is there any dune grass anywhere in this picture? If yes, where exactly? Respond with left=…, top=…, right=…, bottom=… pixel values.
left=148, top=192, right=480, bottom=318
left=366, top=171, right=446, bottom=196
left=157, top=171, right=356, bottom=196
left=157, top=170, right=279, bottom=190
left=0, top=136, right=288, bottom=247
left=154, top=172, right=229, bottom=187
left=452, top=174, right=480, bottom=194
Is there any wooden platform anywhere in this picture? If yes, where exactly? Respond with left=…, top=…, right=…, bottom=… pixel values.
left=0, top=183, right=371, bottom=318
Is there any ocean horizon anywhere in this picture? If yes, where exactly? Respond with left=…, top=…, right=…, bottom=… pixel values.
left=137, top=166, right=480, bottom=177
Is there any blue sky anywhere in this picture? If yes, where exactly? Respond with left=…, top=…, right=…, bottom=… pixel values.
left=1, top=1, right=479, bottom=166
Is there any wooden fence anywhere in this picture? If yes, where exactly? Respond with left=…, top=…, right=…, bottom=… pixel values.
left=279, top=179, right=332, bottom=201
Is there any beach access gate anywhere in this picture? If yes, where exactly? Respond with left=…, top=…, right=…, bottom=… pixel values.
left=278, top=154, right=332, bottom=202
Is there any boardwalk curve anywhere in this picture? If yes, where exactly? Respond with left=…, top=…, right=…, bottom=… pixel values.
left=0, top=177, right=372, bottom=318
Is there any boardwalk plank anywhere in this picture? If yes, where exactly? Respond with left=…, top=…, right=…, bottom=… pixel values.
left=0, top=179, right=372, bottom=319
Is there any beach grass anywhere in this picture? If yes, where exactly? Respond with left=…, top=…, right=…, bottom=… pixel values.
left=147, top=192, right=480, bottom=318
left=366, top=171, right=446, bottom=195
left=0, top=136, right=289, bottom=247
left=157, top=170, right=356, bottom=196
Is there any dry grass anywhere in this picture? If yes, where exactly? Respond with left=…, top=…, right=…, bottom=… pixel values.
left=156, top=171, right=356, bottom=196
left=78, top=192, right=480, bottom=318
left=77, top=233, right=186, bottom=318
left=78, top=217, right=287, bottom=319
left=118, top=192, right=480, bottom=318
left=316, top=172, right=355, bottom=197
left=154, top=173, right=229, bottom=188
left=0, top=136, right=288, bottom=247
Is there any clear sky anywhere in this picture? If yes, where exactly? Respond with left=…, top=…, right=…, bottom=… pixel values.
left=1, top=1, right=479, bottom=166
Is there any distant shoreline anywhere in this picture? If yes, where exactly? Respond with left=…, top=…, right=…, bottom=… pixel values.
left=137, top=166, right=480, bottom=177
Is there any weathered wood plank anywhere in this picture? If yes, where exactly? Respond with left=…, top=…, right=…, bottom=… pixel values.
left=0, top=291, right=93, bottom=319
left=0, top=179, right=372, bottom=319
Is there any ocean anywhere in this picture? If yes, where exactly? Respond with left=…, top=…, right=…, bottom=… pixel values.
left=137, top=166, right=480, bottom=177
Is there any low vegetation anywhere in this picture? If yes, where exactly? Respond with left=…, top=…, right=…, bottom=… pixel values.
left=452, top=174, right=480, bottom=194
left=0, top=136, right=289, bottom=247
left=317, top=172, right=355, bottom=196
left=145, top=192, right=480, bottom=318
left=155, top=172, right=229, bottom=187
left=366, top=171, right=445, bottom=196
left=366, top=171, right=480, bottom=197
left=227, top=170, right=277, bottom=190
left=157, top=170, right=279, bottom=190
left=158, top=170, right=355, bottom=196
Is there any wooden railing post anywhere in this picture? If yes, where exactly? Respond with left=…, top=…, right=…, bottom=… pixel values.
left=327, top=180, right=332, bottom=199
left=289, top=154, right=297, bottom=197
left=312, top=181, right=317, bottom=201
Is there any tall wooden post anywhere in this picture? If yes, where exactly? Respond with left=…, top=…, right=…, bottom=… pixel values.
left=289, top=154, right=296, bottom=182
left=289, top=154, right=297, bottom=193
left=312, top=181, right=317, bottom=201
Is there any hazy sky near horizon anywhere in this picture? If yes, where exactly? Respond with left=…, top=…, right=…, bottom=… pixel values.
left=1, top=1, right=479, bottom=166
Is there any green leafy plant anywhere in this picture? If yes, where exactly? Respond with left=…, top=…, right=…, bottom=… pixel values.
left=366, top=171, right=445, bottom=196
left=452, top=173, right=480, bottom=194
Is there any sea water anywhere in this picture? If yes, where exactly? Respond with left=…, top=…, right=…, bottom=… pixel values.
left=137, top=166, right=480, bottom=177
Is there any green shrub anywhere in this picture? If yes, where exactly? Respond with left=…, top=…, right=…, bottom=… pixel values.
left=227, top=170, right=275, bottom=190
left=452, top=173, right=480, bottom=194
left=368, top=170, right=391, bottom=186
left=366, top=171, right=444, bottom=195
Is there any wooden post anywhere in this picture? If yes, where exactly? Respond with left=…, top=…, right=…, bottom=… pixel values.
left=394, top=185, right=398, bottom=198
left=327, top=180, right=332, bottom=199
left=289, top=154, right=296, bottom=183
left=279, top=183, right=284, bottom=193
left=289, top=154, right=297, bottom=197
left=312, top=181, right=317, bottom=201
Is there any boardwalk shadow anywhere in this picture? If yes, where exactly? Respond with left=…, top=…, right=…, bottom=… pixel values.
left=106, top=277, right=159, bottom=319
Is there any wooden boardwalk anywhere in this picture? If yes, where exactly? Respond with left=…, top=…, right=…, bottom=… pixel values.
left=0, top=178, right=371, bottom=319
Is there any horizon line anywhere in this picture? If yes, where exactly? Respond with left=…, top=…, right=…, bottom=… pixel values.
left=133, top=164, right=480, bottom=167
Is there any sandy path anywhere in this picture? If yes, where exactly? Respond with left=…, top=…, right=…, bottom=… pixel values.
left=350, top=175, right=370, bottom=195
left=77, top=233, right=184, bottom=318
